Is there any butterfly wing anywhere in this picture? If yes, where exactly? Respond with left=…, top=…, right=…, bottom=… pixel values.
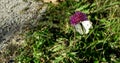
left=74, top=23, right=84, bottom=34
left=81, top=20, right=92, bottom=34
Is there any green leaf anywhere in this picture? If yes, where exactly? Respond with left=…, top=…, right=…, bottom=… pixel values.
left=52, top=45, right=63, bottom=52
left=94, top=60, right=99, bottom=63
left=54, top=56, right=64, bottom=63
left=75, top=4, right=89, bottom=11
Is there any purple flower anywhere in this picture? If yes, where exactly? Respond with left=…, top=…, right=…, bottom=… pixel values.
left=70, top=11, right=88, bottom=25
left=70, top=11, right=92, bottom=34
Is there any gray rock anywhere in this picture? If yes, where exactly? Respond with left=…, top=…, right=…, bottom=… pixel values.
left=0, top=0, right=47, bottom=49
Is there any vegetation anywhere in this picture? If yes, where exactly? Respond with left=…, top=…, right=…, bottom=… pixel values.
left=16, top=0, right=120, bottom=63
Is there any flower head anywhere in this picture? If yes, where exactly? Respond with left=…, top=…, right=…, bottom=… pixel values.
left=70, top=11, right=88, bottom=25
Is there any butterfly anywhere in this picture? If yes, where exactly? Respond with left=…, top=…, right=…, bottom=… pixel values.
left=74, top=20, right=92, bottom=34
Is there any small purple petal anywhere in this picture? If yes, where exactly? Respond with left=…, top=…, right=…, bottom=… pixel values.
left=70, top=11, right=88, bottom=25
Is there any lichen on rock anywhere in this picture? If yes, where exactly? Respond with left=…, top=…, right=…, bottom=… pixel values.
left=0, top=0, right=47, bottom=49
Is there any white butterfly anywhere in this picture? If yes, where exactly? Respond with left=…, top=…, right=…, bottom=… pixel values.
left=74, top=20, right=92, bottom=34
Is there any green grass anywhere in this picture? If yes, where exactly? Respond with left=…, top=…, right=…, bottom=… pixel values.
left=16, top=0, right=120, bottom=63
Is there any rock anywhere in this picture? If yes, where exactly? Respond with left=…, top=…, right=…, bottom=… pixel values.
left=0, top=0, right=47, bottom=49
